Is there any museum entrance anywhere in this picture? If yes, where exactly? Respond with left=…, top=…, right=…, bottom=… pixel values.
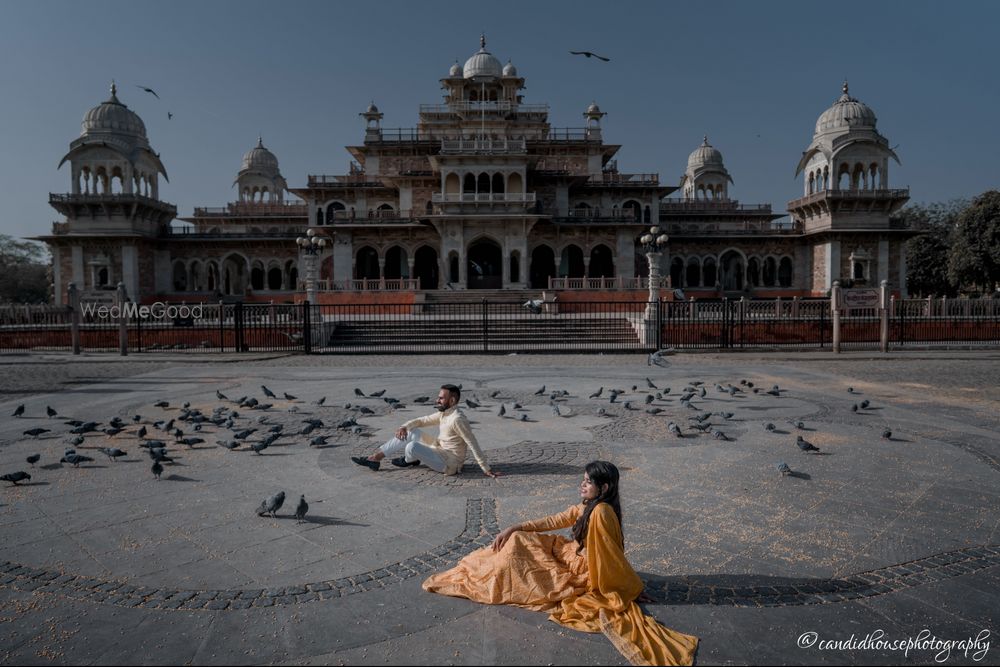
left=467, top=239, right=502, bottom=289
left=414, top=246, right=439, bottom=290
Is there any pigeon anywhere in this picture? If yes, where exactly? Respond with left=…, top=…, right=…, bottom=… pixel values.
left=257, top=491, right=285, bottom=518
left=519, top=414, right=528, bottom=422
left=337, top=418, right=357, bottom=429
left=217, top=440, right=240, bottom=450
left=796, top=436, right=820, bottom=453
left=851, top=404, right=859, bottom=413
left=151, top=460, right=163, bottom=479
left=597, top=408, right=606, bottom=416
left=46, top=406, right=58, bottom=418
left=216, top=390, right=228, bottom=401
left=63, top=449, right=76, bottom=458
left=645, top=407, right=664, bottom=415
left=465, top=399, right=480, bottom=409
left=645, top=395, right=655, bottom=405
left=512, top=403, right=523, bottom=410
left=354, top=388, right=366, bottom=397
left=668, top=422, right=682, bottom=437
left=589, top=387, right=604, bottom=399
left=60, top=454, right=94, bottom=467
left=498, top=404, right=506, bottom=417
left=623, top=401, right=635, bottom=411
left=712, top=429, right=730, bottom=441
left=250, top=441, right=269, bottom=455
left=489, top=390, right=502, bottom=399
left=135, top=84, right=160, bottom=98
left=608, top=391, right=619, bottom=404
left=718, top=412, right=735, bottom=420
left=300, top=423, right=317, bottom=436
left=136, top=426, right=148, bottom=438
left=232, top=429, right=257, bottom=440
left=534, top=386, right=546, bottom=396
left=1, top=472, right=31, bottom=485
left=646, top=378, right=658, bottom=389
left=294, top=495, right=309, bottom=523
left=369, top=389, right=386, bottom=398
left=261, top=385, right=276, bottom=398
left=570, top=50, right=610, bottom=61
left=699, top=387, right=707, bottom=398
left=23, top=428, right=50, bottom=438
left=765, top=423, right=776, bottom=432
left=648, top=349, right=674, bottom=368
left=777, top=461, right=792, bottom=476
left=413, top=396, right=430, bottom=404
left=314, top=396, right=327, bottom=406
left=860, top=399, right=870, bottom=409
left=12, top=404, right=25, bottom=418
left=98, top=447, right=127, bottom=461
left=178, top=437, right=204, bottom=447
left=690, top=422, right=711, bottom=432
left=154, top=401, right=169, bottom=408
left=103, top=427, right=123, bottom=437
left=309, top=435, right=330, bottom=447
left=847, top=387, right=855, bottom=394
left=881, top=428, right=892, bottom=440
left=284, top=393, right=297, bottom=401
left=26, top=454, right=40, bottom=467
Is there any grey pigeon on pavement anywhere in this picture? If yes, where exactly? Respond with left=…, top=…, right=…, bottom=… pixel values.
left=796, top=436, right=820, bottom=453
left=851, top=404, right=859, bottom=413
left=1, top=471, right=31, bottom=485
left=498, top=404, right=506, bottom=417
left=217, top=440, right=239, bottom=450
left=60, top=453, right=94, bottom=467
left=860, top=399, right=870, bottom=409
left=23, top=428, right=50, bottom=438
left=99, top=447, right=127, bottom=461
left=284, top=392, right=297, bottom=401
left=261, top=385, right=276, bottom=398
left=712, top=429, right=730, bottom=441
left=765, top=423, right=776, bottom=432
left=151, top=460, right=163, bottom=479
left=294, top=495, right=309, bottom=523
left=777, top=461, right=792, bottom=476
left=26, top=454, right=40, bottom=467
left=46, top=406, right=58, bottom=417
left=881, top=428, right=892, bottom=440
left=369, top=389, right=386, bottom=397
left=589, top=387, right=603, bottom=399
left=12, top=404, right=25, bottom=418
left=154, top=401, right=169, bottom=408
left=250, top=441, right=269, bottom=455
left=257, top=491, right=285, bottom=518
left=216, top=390, right=228, bottom=401
left=646, top=378, right=658, bottom=389
left=354, top=388, right=365, bottom=397
left=534, top=386, right=546, bottom=395
left=646, top=407, right=664, bottom=415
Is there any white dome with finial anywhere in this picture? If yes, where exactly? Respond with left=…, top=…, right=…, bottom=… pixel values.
left=449, top=60, right=462, bottom=77
left=241, top=137, right=280, bottom=175
left=503, top=60, right=517, bottom=76
left=687, top=136, right=725, bottom=170
left=81, top=82, right=147, bottom=139
left=814, top=81, right=877, bottom=135
left=463, top=34, right=502, bottom=81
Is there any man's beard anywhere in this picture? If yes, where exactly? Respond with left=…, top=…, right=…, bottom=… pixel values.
left=435, top=403, right=448, bottom=412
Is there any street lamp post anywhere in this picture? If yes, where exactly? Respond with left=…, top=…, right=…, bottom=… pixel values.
left=639, top=226, right=669, bottom=321
left=296, top=228, right=328, bottom=304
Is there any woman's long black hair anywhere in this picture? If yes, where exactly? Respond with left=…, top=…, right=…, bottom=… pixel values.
left=571, top=460, right=622, bottom=553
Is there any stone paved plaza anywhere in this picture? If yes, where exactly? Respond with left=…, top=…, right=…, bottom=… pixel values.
left=0, top=351, right=997, bottom=665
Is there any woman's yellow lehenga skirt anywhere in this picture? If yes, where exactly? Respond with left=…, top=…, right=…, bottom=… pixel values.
left=423, top=526, right=698, bottom=666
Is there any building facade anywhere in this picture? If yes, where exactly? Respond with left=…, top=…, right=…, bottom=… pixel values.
left=38, top=39, right=915, bottom=305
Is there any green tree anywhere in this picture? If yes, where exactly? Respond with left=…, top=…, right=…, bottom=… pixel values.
left=897, top=200, right=965, bottom=297
left=0, top=235, right=50, bottom=303
left=948, top=190, right=1000, bottom=294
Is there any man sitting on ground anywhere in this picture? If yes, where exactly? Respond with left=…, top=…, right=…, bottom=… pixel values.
left=351, top=384, right=501, bottom=478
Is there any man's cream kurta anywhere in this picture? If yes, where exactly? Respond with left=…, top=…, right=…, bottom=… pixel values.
left=402, top=406, right=491, bottom=475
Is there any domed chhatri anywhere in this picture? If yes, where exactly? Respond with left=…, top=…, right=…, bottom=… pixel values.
left=502, top=60, right=518, bottom=77
left=241, top=137, right=279, bottom=174
left=814, top=80, right=878, bottom=135
left=449, top=60, right=462, bottom=77
left=235, top=137, right=286, bottom=202
left=681, top=136, right=733, bottom=201
left=463, top=34, right=503, bottom=81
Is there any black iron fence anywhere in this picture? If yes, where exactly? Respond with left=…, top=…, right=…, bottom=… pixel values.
left=2, top=296, right=999, bottom=355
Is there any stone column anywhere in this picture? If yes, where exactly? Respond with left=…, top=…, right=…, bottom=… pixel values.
left=877, top=239, right=889, bottom=285
left=71, top=245, right=84, bottom=288
left=122, top=244, right=139, bottom=302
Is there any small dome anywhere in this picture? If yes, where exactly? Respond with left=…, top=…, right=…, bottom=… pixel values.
left=81, top=83, right=147, bottom=139
left=687, top=136, right=724, bottom=170
left=815, top=82, right=877, bottom=135
left=502, top=60, right=517, bottom=76
left=366, top=101, right=379, bottom=114
left=586, top=101, right=602, bottom=115
left=449, top=61, right=462, bottom=77
left=241, top=137, right=279, bottom=174
left=463, top=34, right=502, bottom=81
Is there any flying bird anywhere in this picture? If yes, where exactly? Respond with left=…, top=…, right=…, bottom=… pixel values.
left=167, top=112, right=173, bottom=120
left=136, top=85, right=160, bottom=98
left=570, top=50, right=610, bottom=62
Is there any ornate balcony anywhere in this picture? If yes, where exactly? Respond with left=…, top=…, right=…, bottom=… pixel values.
left=431, top=192, right=537, bottom=214
left=191, top=202, right=308, bottom=218
left=439, top=138, right=527, bottom=154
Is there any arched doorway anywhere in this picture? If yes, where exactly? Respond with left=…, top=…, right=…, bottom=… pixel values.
left=589, top=245, right=615, bottom=278
left=355, top=247, right=379, bottom=280
left=530, top=245, right=555, bottom=289
left=414, top=246, right=439, bottom=290
left=559, top=245, right=585, bottom=278
left=467, top=239, right=502, bottom=289
left=221, top=254, right=246, bottom=296
left=720, top=250, right=745, bottom=291
left=384, top=246, right=408, bottom=280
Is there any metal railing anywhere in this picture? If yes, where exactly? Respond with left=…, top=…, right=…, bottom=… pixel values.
left=296, top=279, right=419, bottom=292
left=192, top=202, right=308, bottom=217
left=3, top=296, right=998, bottom=354
left=420, top=101, right=549, bottom=114
left=307, top=175, right=385, bottom=187
left=664, top=221, right=802, bottom=235
left=658, top=199, right=773, bottom=212
left=549, top=277, right=669, bottom=290
left=585, top=173, right=660, bottom=186
left=788, top=188, right=910, bottom=208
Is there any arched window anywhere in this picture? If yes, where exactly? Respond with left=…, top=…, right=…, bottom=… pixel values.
left=492, top=173, right=505, bottom=195
left=763, top=257, right=777, bottom=287
left=559, top=245, right=585, bottom=278
left=838, top=163, right=850, bottom=189
left=250, top=261, right=265, bottom=290
left=384, top=246, right=408, bottom=279
left=622, top=200, right=641, bottom=222
left=808, top=173, right=815, bottom=194
left=509, top=251, right=520, bottom=283
left=267, top=266, right=283, bottom=290
left=589, top=245, right=614, bottom=278
left=703, top=257, right=717, bottom=288
left=171, top=262, right=185, bottom=291
left=747, top=257, right=761, bottom=287
left=355, top=247, right=380, bottom=280
left=686, top=257, right=701, bottom=287
left=778, top=257, right=793, bottom=287
left=478, top=172, right=490, bottom=194
left=326, top=201, right=345, bottom=223
left=530, top=245, right=556, bottom=289
left=643, top=205, right=651, bottom=223
left=670, top=257, right=684, bottom=287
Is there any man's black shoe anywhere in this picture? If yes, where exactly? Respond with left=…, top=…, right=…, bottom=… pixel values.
left=391, top=457, right=420, bottom=468
left=351, top=456, right=380, bottom=471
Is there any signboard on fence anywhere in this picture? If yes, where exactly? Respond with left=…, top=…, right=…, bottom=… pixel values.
left=842, top=288, right=880, bottom=309
left=80, top=291, right=117, bottom=305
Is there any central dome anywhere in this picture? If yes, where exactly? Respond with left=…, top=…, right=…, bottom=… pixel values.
left=81, top=83, right=147, bottom=139
left=815, top=82, right=877, bottom=135
left=241, top=137, right=279, bottom=174
left=463, top=35, right=502, bottom=81
left=687, top=136, right=724, bottom=170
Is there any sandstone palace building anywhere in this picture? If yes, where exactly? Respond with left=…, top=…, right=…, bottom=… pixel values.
left=37, top=37, right=915, bottom=305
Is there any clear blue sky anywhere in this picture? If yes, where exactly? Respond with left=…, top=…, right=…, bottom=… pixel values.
left=2, top=0, right=997, bottom=242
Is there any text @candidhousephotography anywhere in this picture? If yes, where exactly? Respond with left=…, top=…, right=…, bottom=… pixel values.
left=797, top=629, right=991, bottom=662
